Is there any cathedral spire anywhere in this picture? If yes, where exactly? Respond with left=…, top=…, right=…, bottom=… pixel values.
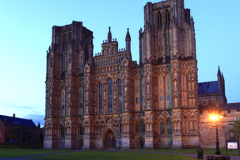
left=108, top=27, right=112, bottom=43
left=217, top=66, right=221, bottom=76
left=125, top=28, right=131, bottom=52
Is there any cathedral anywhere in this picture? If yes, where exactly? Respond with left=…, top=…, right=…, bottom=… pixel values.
left=44, top=0, right=240, bottom=149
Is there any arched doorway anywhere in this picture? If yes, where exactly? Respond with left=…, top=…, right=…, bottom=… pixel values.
left=103, top=129, right=116, bottom=149
left=140, top=140, right=144, bottom=149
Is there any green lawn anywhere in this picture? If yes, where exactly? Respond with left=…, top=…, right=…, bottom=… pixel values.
left=29, top=150, right=197, bottom=160
left=126, top=148, right=240, bottom=156
left=0, top=149, right=71, bottom=158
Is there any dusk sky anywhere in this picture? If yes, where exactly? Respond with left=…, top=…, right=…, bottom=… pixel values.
left=0, top=0, right=239, bottom=127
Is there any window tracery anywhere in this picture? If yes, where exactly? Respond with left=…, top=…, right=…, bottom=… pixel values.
left=158, top=11, right=162, bottom=28
left=108, top=79, right=113, bottom=113
left=118, top=80, right=122, bottom=112
left=99, top=83, right=103, bottom=113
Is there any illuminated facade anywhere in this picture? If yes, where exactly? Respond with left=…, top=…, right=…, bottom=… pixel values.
left=44, top=0, right=238, bottom=149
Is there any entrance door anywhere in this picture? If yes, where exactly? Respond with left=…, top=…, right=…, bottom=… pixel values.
left=108, top=137, right=112, bottom=149
left=104, top=130, right=116, bottom=149
left=140, top=140, right=144, bottom=149
left=112, top=137, right=116, bottom=149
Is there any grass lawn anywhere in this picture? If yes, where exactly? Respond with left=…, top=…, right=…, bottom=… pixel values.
left=0, top=149, right=71, bottom=158
left=29, top=150, right=197, bottom=160
left=126, top=148, right=240, bottom=156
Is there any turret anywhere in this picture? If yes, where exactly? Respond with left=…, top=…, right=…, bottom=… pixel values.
left=108, top=27, right=112, bottom=43
left=217, top=66, right=222, bottom=95
left=125, top=28, right=131, bottom=52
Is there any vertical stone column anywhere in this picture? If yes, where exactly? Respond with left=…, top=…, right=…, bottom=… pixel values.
left=144, top=111, right=153, bottom=149
left=172, top=109, right=182, bottom=149
left=121, top=113, right=130, bottom=149
left=83, top=116, right=90, bottom=149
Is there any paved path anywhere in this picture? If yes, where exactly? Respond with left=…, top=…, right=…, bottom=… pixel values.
left=0, top=149, right=239, bottom=160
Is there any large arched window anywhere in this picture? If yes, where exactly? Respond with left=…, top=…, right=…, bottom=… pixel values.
left=62, top=33, right=67, bottom=73
left=141, top=77, right=145, bottom=111
left=108, top=79, right=113, bottom=113
left=79, top=86, right=84, bottom=115
left=165, top=10, right=171, bottom=57
left=165, top=73, right=171, bottom=109
left=118, top=80, right=122, bottom=112
left=135, top=122, right=139, bottom=133
left=167, top=118, right=172, bottom=135
left=165, top=10, right=170, bottom=28
left=99, top=83, right=103, bottom=113
left=140, top=120, right=145, bottom=134
left=160, top=121, right=165, bottom=135
left=79, top=124, right=84, bottom=135
left=158, top=11, right=162, bottom=28
left=61, top=89, right=65, bottom=116
left=60, top=126, right=65, bottom=138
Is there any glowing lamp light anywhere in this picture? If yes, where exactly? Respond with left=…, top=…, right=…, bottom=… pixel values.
left=209, top=113, right=223, bottom=121
left=210, top=114, right=219, bottom=121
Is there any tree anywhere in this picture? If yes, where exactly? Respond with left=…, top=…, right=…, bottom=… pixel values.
left=233, top=120, right=240, bottom=138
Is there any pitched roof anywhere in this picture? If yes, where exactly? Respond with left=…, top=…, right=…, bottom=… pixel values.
left=0, top=115, right=36, bottom=128
left=199, top=103, right=240, bottom=113
left=198, top=81, right=218, bottom=95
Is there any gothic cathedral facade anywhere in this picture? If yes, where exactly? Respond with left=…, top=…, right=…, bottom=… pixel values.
left=44, top=0, right=200, bottom=149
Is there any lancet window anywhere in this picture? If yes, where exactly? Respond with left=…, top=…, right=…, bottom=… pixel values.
left=60, top=126, right=65, bottom=138
left=79, top=124, right=84, bottom=135
left=61, top=89, right=65, bottom=116
left=99, top=83, right=103, bottom=113
left=141, top=77, right=145, bottom=111
left=140, top=120, right=145, bottom=133
left=167, top=118, right=172, bottom=135
left=118, top=80, right=122, bottom=112
left=165, top=10, right=170, bottom=28
left=135, top=123, right=139, bottom=133
left=158, top=11, right=162, bottom=28
left=108, top=79, right=113, bottom=113
left=79, top=86, right=84, bottom=115
left=62, top=33, right=67, bottom=73
left=160, top=121, right=165, bottom=135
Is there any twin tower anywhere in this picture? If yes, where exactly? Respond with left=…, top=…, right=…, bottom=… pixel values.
left=44, top=0, right=199, bottom=149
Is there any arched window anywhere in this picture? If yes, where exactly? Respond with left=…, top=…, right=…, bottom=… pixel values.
left=165, top=10, right=170, bottom=28
left=158, top=11, right=162, bottom=28
left=135, top=123, right=139, bottom=133
left=79, top=124, right=84, bottom=135
left=165, top=73, right=171, bottom=109
left=99, top=83, right=103, bottom=113
left=62, top=33, right=67, bottom=73
left=61, top=90, right=65, bottom=116
left=108, top=79, right=113, bottom=113
left=61, top=126, right=65, bottom=138
left=118, top=80, right=122, bottom=112
left=141, top=77, right=145, bottom=111
left=165, top=10, right=171, bottom=57
left=160, top=121, right=165, bottom=135
left=167, top=118, right=172, bottom=135
left=140, top=120, right=145, bottom=133
left=79, top=86, right=84, bottom=115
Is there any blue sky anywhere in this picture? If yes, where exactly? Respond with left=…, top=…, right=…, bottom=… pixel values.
left=0, top=0, right=239, bottom=127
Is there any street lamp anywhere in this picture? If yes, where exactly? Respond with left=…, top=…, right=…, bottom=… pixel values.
left=209, top=112, right=223, bottom=155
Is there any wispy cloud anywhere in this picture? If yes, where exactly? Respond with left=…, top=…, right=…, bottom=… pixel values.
left=10, top=105, right=33, bottom=109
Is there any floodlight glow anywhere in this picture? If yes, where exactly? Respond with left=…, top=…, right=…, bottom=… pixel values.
left=210, top=114, right=219, bottom=121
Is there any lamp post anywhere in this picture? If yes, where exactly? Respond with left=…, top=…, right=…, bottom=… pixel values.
left=210, top=113, right=223, bottom=155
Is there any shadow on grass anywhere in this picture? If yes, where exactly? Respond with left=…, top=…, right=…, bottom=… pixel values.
left=29, top=150, right=197, bottom=160
left=125, top=148, right=240, bottom=156
left=0, top=149, right=71, bottom=158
